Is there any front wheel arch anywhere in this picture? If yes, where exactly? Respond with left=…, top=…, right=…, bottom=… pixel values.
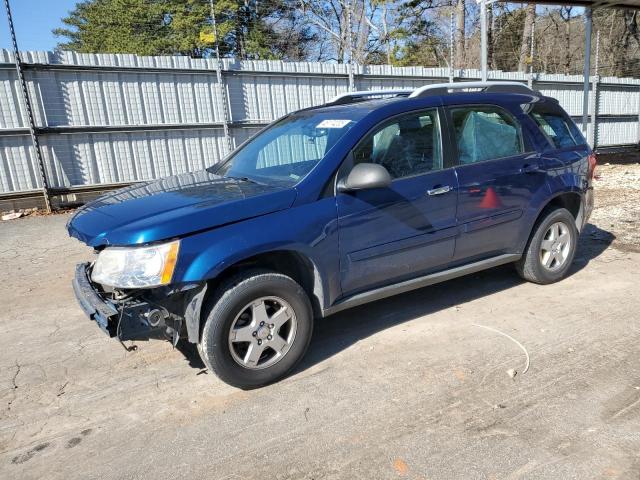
left=191, top=249, right=326, bottom=344
left=199, top=269, right=314, bottom=388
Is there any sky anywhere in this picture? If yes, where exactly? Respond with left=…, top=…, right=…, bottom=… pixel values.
left=0, top=1, right=589, bottom=55
left=0, top=0, right=77, bottom=52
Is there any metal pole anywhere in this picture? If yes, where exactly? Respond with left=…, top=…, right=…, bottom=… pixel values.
left=3, top=0, right=51, bottom=212
left=449, top=8, right=454, bottom=83
left=528, top=18, right=535, bottom=89
left=581, top=7, right=592, bottom=134
left=209, top=0, right=232, bottom=155
left=591, top=29, right=600, bottom=147
left=346, top=0, right=355, bottom=91
left=480, top=0, right=487, bottom=82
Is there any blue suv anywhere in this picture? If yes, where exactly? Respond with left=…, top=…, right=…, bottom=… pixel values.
left=68, top=81, right=596, bottom=388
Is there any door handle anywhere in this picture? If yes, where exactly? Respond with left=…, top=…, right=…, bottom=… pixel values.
left=426, top=185, right=451, bottom=196
left=520, top=163, right=542, bottom=174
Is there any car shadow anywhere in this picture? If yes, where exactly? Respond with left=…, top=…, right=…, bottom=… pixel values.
left=572, top=223, right=616, bottom=273
left=294, top=223, right=615, bottom=375
left=176, top=340, right=207, bottom=370
left=169, top=223, right=614, bottom=377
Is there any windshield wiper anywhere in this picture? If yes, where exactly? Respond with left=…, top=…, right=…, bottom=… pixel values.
left=226, top=175, right=266, bottom=186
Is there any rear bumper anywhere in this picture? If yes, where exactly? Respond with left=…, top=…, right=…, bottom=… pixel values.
left=72, top=263, right=119, bottom=336
left=584, top=186, right=594, bottom=227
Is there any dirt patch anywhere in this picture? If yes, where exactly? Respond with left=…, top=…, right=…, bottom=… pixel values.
left=592, top=163, right=640, bottom=252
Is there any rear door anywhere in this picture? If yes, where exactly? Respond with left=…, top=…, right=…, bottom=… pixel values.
left=448, top=104, right=547, bottom=261
left=336, top=108, right=459, bottom=296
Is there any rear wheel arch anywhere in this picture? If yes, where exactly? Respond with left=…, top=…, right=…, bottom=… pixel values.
left=516, top=207, right=578, bottom=284
left=545, top=191, right=583, bottom=225
left=519, top=190, right=582, bottom=253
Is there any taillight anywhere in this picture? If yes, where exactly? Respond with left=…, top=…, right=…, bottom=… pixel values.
left=588, top=152, right=598, bottom=180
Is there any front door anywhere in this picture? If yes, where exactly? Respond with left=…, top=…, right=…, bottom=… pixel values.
left=336, top=108, right=459, bottom=297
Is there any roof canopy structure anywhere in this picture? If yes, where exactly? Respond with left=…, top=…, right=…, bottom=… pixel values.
left=478, top=0, right=640, bottom=137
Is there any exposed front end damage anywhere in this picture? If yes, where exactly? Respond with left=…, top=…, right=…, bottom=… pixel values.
left=72, top=263, right=207, bottom=348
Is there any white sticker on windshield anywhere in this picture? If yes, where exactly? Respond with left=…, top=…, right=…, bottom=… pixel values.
left=316, top=119, right=351, bottom=129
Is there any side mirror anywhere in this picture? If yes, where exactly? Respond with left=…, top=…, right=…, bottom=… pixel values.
left=337, top=163, right=392, bottom=193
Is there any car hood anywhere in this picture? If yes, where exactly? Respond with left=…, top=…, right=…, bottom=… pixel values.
left=67, top=170, right=297, bottom=247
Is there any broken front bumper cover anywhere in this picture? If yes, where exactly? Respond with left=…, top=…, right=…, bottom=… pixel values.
left=72, top=262, right=167, bottom=340
left=72, top=262, right=208, bottom=344
left=72, top=263, right=120, bottom=336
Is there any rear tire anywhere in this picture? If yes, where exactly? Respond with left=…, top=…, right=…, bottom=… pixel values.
left=516, top=207, right=578, bottom=284
left=199, top=270, right=313, bottom=389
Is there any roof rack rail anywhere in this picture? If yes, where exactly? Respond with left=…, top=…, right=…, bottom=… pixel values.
left=324, top=82, right=534, bottom=106
left=327, top=89, right=412, bottom=105
left=409, top=81, right=533, bottom=98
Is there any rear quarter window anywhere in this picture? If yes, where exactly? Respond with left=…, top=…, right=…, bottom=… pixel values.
left=530, top=108, right=584, bottom=149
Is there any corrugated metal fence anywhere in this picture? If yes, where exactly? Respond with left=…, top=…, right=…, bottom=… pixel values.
left=1, top=49, right=639, bottom=196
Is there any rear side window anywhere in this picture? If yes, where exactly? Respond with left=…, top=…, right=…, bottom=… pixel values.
left=450, top=106, right=523, bottom=164
left=530, top=108, right=580, bottom=149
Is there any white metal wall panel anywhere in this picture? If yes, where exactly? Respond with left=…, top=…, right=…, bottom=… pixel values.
left=0, top=72, right=24, bottom=128
left=27, top=130, right=227, bottom=189
left=596, top=118, right=639, bottom=146
left=22, top=70, right=228, bottom=127
left=1, top=49, right=640, bottom=194
left=535, top=83, right=585, bottom=117
left=598, top=86, right=640, bottom=116
left=0, top=137, right=37, bottom=192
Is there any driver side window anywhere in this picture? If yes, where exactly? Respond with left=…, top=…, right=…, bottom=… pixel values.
left=352, top=109, right=443, bottom=179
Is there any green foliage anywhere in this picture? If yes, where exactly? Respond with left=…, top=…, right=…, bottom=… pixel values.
left=53, top=1, right=640, bottom=77
left=54, top=0, right=175, bottom=56
left=54, top=0, right=308, bottom=59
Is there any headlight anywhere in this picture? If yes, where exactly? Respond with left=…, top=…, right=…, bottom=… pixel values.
left=91, top=240, right=180, bottom=288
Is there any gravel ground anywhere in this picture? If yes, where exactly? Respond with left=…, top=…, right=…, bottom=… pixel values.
left=0, top=170, right=638, bottom=480
left=589, top=163, right=640, bottom=251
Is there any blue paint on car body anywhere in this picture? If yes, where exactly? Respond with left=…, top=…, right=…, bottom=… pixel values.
left=68, top=86, right=594, bottom=330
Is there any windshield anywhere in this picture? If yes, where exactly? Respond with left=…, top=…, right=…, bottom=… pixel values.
left=214, top=108, right=365, bottom=186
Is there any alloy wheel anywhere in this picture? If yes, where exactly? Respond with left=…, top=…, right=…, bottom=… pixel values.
left=227, top=296, right=297, bottom=370
left=539, top=221, right=572, bottom=271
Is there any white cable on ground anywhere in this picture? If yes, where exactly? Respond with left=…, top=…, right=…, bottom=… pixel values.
left=472, top=323, right=530, bottom=375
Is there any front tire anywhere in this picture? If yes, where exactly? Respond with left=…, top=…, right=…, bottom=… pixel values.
left=199, top=270, right=313, bottom=389
left=516, top=207, right=578, bottom=284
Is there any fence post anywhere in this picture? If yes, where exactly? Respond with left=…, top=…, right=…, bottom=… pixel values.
left=637, top=86, right=640, bottom=145
left=590, top=29, right=600, bottom=148
left=480, top=0, right=488, bottom=82
left=449, top=9, right=454, bottom=83
left=591, top=76, right=599, bottom=148
left=581, top=8, right=592, bottom=135
left=346, top=0, right=356, bottom=91
left=528, top=19, right=535, bottom=89
left=209, top=0, right=232, bottom=155
left=3, top=0, right=52, bottom=212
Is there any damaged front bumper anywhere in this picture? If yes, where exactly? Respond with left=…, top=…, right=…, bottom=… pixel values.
left=72, top=263, right=120, bottom=336
left=72, top=263, right=207, bottom=344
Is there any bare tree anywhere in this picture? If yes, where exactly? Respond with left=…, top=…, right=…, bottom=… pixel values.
left=299, top=0, right=383, bottom=63
left=365, top=0, right=393, bottom=63
left=455, top=0, right=465, bottom=68
left=518, top=3, right=535, bottom=72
